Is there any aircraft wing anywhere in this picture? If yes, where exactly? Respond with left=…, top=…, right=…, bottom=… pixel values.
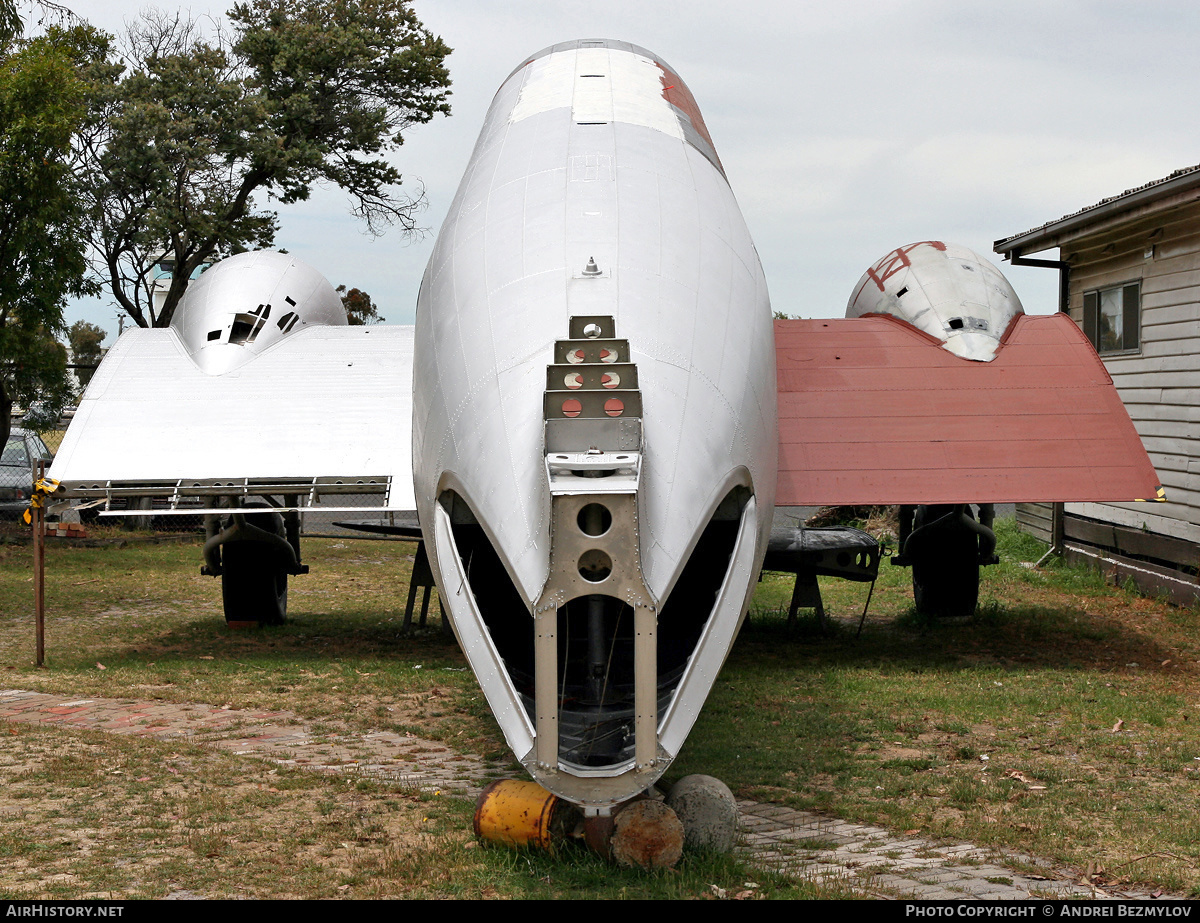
left=50, top=324, right=416, bottom=512
left=775, top=313, right=1162, bottom=506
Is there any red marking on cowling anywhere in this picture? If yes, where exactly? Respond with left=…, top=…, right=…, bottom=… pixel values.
left=865, top=241, right=947, bottom=293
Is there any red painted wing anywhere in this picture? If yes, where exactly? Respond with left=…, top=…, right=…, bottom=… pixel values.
left=774, top=314, right=1162, bottom=506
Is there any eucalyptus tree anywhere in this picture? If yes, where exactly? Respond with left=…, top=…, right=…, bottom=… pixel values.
left=0, top=25, right=100, bottom=447
left=80, top=0, right=452, bottom=329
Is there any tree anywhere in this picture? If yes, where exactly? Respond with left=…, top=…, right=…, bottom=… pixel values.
left=1, top=2, right=83, bottom=46
left=80, top=0, right=451, bottom=330
left=0, top=25, right=99, bottom=449
left=0, top=2, right=17, bottom=43
left=68, top=320, right=106, bottom=390
left=336, top=285, right=385, bottom=326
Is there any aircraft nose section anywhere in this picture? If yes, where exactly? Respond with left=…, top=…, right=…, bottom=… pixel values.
left=169, top=251, right=347, bottom=374
left=430, top=314, right=766, bottom=809
left=188, top=341, right=258, bottom=375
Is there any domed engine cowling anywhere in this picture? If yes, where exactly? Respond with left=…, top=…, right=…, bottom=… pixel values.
left=170, top=251, right=347, bottom=375
left=847, top=241, right=1024, bottom=362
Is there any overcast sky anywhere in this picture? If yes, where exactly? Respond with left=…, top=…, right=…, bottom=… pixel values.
left=60, top=0, right=1200, bottom=342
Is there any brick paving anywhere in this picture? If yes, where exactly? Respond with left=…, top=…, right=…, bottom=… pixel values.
left=736, top=802, right=1171, bottom=899
left=0, top=688, right=503, bottom=795
left=0, top=689, right=1180, bottom=900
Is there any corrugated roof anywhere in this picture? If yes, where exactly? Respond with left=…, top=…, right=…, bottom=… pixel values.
left=996, top=163, right=1200, bottom=255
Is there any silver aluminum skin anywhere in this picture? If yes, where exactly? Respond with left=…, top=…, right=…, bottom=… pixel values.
left=171, top=251, right=348, bottom=375
left=412, top=40, right=778, bottom=807
left=50, top=253, right=416, bottom=512
left=847, top=241, right=1025, bottom=362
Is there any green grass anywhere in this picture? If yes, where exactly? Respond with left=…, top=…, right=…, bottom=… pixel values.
left=1, top=518, right=1198, bottom=896
left=669, top=518, right=1200, bottom=894
left=0, top=721, right=839, bottom=900
left=0, top=719, right=839, bottom=899
left=0, top=529, right=856, bottom=898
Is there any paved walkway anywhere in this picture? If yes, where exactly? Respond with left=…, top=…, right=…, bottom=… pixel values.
left=0, top=689, right=1175, bottom=900
left=737, top=804, right=1168, bottom=899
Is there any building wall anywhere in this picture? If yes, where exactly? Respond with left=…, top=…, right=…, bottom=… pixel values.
left=1056, top=199, right=1200, bottom=545
left=1016, top=502, right=1054, bottom=545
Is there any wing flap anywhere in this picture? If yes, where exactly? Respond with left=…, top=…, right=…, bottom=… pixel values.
left=775, top=314, right=1162, bottom=506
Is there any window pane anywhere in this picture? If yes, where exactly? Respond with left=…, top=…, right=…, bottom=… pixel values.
left=1083, top=291, right=1099, bottom=347
left=1122, top=283, right=1140, bottom=351
left=1, top=437, right=28, bottom=466
left=1099, top=287, right=1123, bottom=351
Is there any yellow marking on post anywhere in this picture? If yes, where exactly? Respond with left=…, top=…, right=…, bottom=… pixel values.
left=22, top=478, right=60, bottom=525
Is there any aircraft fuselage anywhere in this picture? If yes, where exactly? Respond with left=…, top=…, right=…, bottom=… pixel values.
left=412, top=40, right=777, bottom=809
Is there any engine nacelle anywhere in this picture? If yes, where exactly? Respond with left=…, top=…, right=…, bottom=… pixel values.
left=171, top=251, right=346, bottom=374
left=847, top=241, right=1024, bottom=362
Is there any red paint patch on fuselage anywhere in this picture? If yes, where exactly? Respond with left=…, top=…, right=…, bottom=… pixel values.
left=657, top=64, right=723, bottom=170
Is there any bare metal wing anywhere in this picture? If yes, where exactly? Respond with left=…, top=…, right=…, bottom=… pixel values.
left=50, top=324, right=416, bottom=512
left=775, top=313, right=1163, bottom=506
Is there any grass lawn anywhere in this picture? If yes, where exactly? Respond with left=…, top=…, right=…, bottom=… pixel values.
left=672, top=520, right=1200, bottom=894
left=0, top=527, right=837, bottom=899
left=0, top=518, right=1197, bottom=896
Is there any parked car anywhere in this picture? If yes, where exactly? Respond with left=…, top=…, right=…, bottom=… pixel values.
left=0, top=428, right=53, bottom=519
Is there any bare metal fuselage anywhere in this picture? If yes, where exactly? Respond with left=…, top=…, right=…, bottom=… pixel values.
left=412, top=40, right=777, bottom=808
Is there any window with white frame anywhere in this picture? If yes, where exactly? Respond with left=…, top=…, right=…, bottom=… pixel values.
left=1083, top=281, right=1140, bottom=353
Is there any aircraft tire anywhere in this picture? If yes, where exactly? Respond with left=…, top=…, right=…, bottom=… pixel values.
left=220, top=541, right=288, bottom=626
left=911, top=505, right=979, bottom=618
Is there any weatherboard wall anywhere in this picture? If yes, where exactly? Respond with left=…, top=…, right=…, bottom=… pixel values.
left=1055, top=198, right=1200, bottom=547
left=1013, top=194, right=1200, bottom=559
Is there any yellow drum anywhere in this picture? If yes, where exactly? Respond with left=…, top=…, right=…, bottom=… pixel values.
left=473, top=780, right=562, bottom=850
